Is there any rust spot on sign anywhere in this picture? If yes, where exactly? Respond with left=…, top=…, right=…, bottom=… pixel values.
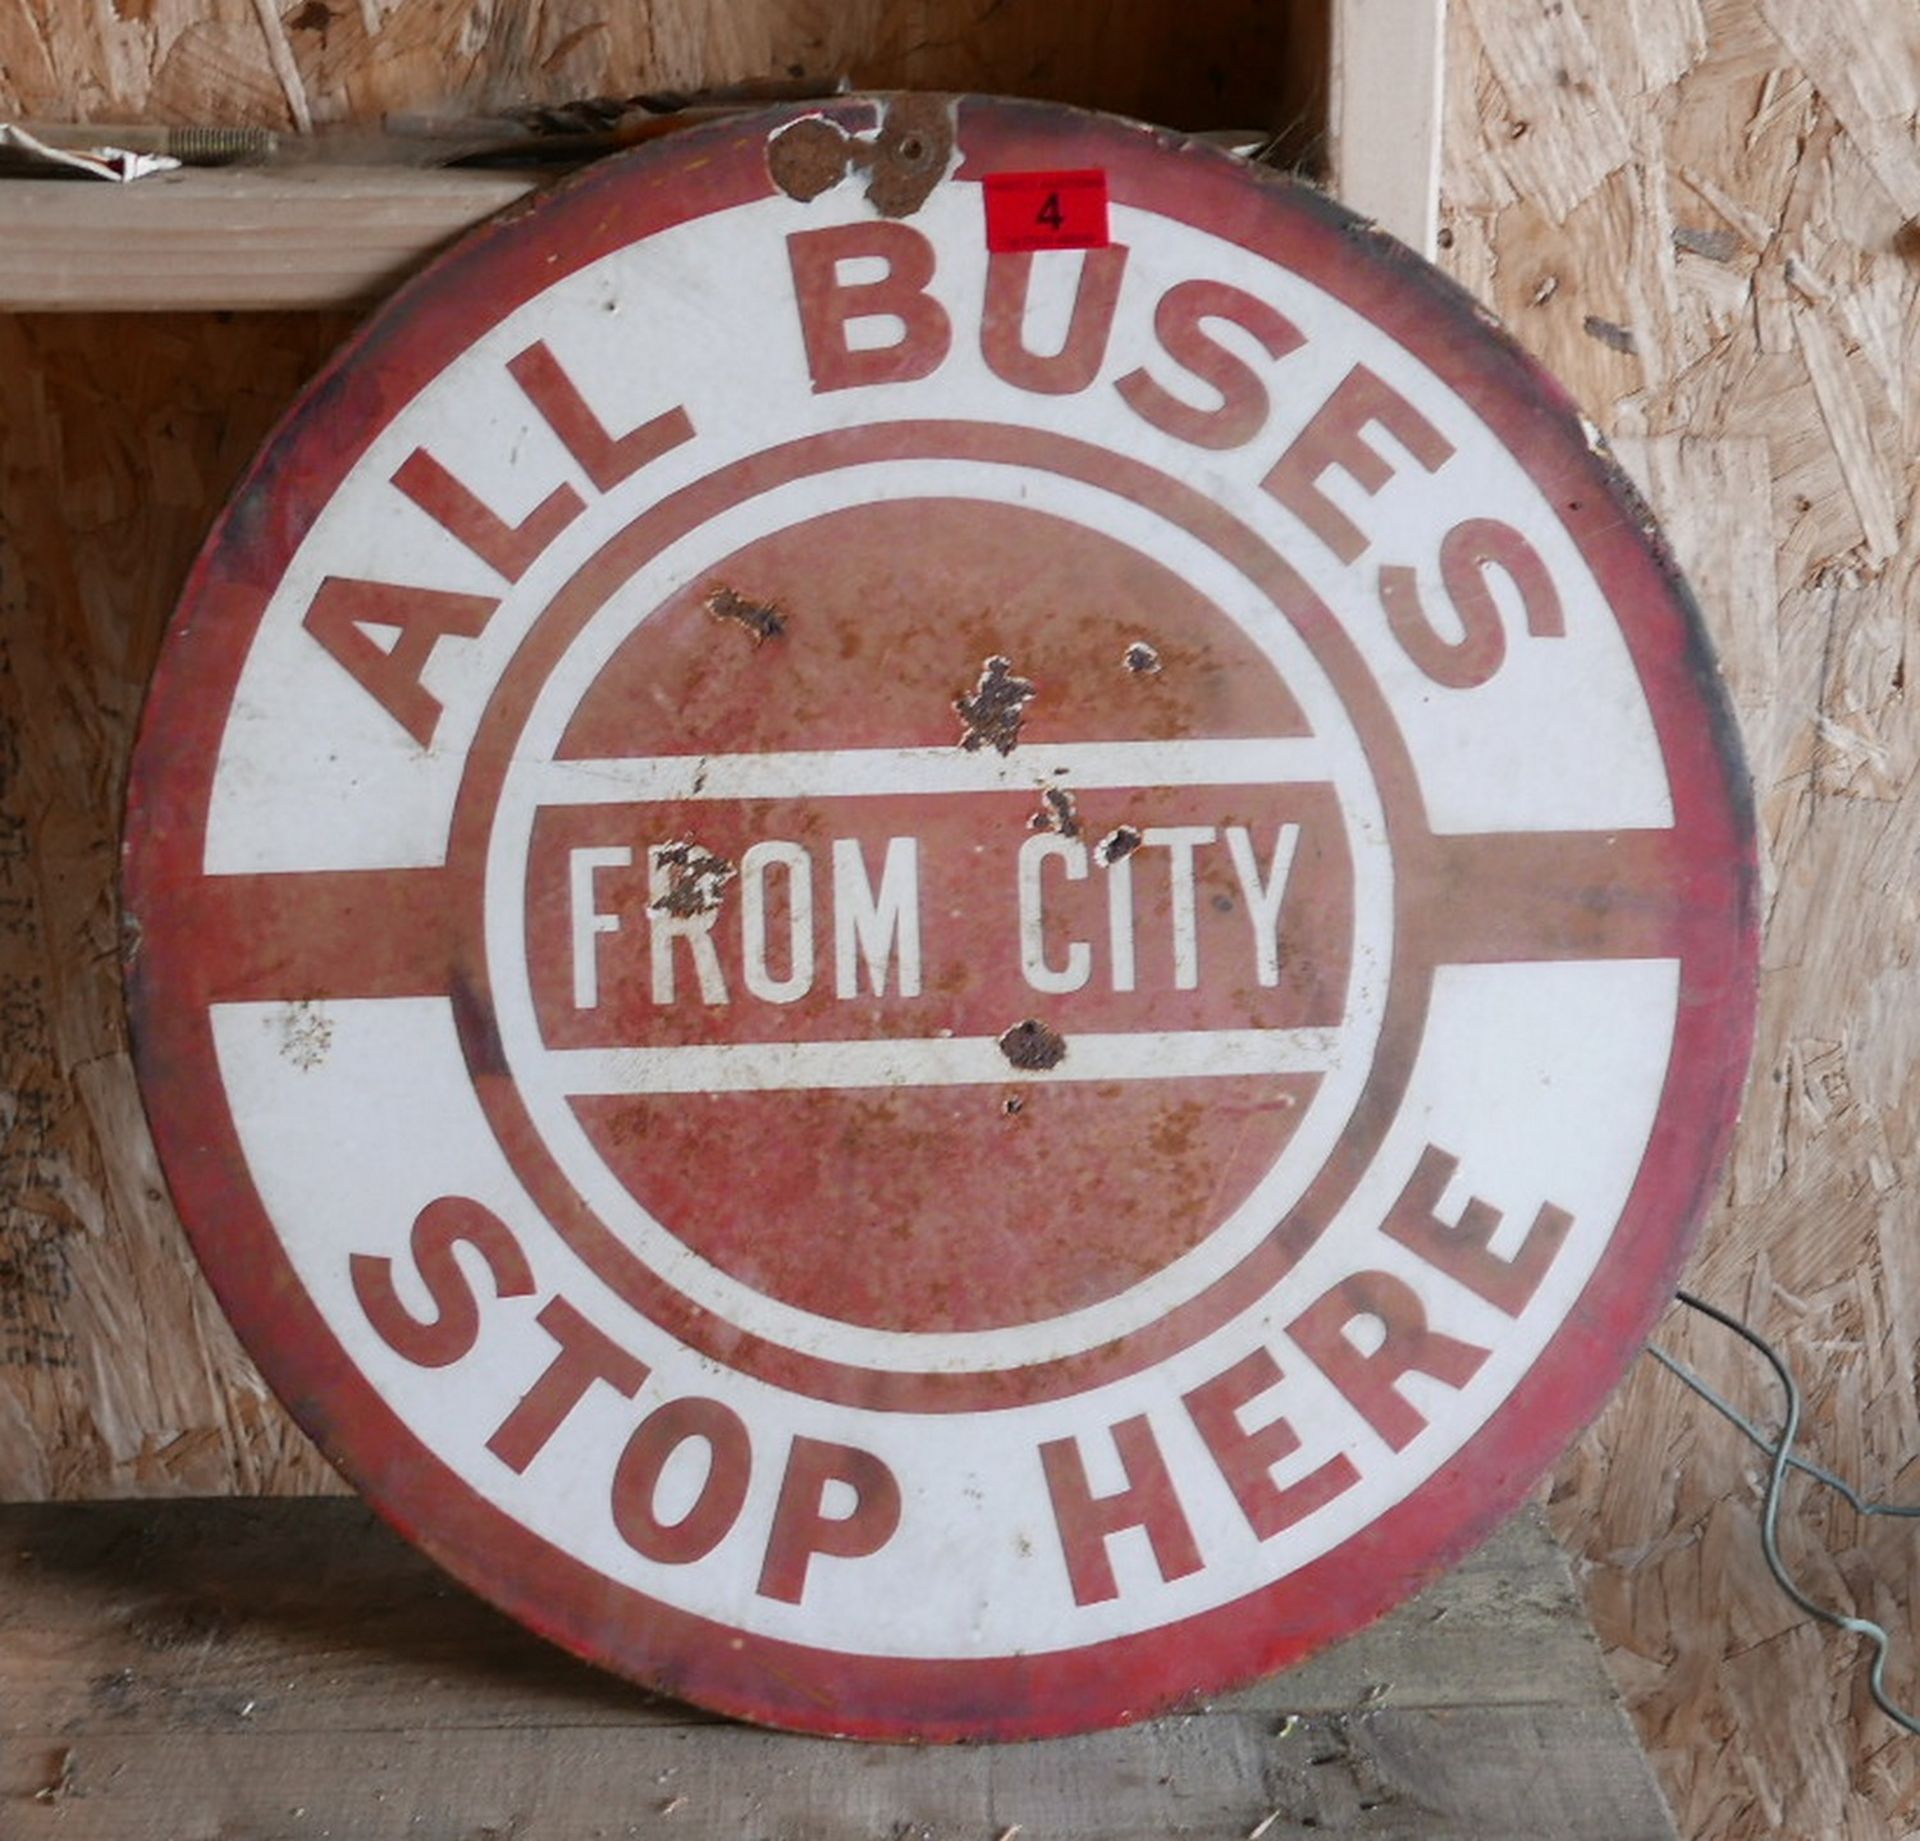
left=998, top=1018, right=1067, bottom=1071
left=766, top=116, right=848, bottom=203
left=703, top=585, right=787, bottom=644
left=649, top=842, right=736, bottom=917
left=955, top=655, right=1035, bottom=755
left=1095, top=825, right=1142, bottom=865
left=766, top=95, right=953, bottom=219
left=1123, top=640, right=1162, bottom=674
left=1029, top=786, right=1080, bottom=838
left=865, top=95, right=952, bottom=219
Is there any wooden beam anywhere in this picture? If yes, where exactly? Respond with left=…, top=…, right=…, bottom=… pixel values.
left=0, top=167, right=542, bottom=312
left=1327, top=0, right=1448, bottom=256
left=0, top=15, right=1451, bottom=317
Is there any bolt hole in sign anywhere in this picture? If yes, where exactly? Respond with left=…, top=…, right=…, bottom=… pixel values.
left=124, top=95, right=1758, bottom=1742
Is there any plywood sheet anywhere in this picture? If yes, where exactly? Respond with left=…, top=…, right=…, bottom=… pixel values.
left=0, top=0, right=1299, bottom=140
left=0, top=311, right=357, bottom=1501
left=1444, top=3, right=1920, bottom=1836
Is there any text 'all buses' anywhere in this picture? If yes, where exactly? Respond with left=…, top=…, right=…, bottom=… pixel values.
left=298, top=221, right=1569, bottom=759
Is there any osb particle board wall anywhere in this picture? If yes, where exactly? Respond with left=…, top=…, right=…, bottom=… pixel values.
left=1443, top=1, right=1920, bottom=1834
left=2, top=1, right=1917, bottom=1836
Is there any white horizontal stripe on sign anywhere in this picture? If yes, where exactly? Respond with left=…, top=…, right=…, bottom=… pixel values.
left=547, top=1027, right=1340, bottom=1095
left=522, top=738, right=1327, bottom=806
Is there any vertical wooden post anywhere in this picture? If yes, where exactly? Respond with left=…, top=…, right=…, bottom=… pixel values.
left=1327, top=0, right=1447, bottom=257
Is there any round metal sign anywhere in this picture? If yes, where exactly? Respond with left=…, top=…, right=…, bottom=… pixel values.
left=124, top=95, right=1758, bottom=1739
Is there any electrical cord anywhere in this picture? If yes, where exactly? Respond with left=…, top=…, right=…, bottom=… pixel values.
left=1648, top=1289, right=1920, bottom=1734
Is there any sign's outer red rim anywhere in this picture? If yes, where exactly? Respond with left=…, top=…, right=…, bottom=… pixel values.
left=122, top=95, right=1760, bottom=1740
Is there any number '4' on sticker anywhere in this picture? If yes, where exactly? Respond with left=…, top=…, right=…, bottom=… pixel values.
left=983, top=169, right=1109, bottom=253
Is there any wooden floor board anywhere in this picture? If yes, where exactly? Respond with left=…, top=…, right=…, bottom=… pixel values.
left=0, top=1498, right=1676, bottom=1839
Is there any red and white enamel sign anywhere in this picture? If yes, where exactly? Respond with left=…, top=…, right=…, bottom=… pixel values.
left=124, top=96, right=1758, bottom=1739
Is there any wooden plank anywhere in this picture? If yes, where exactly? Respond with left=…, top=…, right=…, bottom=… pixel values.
left=0, top=1498, right=1677, bottom=1839
left=0, top=168, right=542, bottom=312
left=0, top=1713, right=1678, bottom=1841
left=1327, top=0, right=1447, bottom=254
left=0, top=1499, right=1617, bottom=1734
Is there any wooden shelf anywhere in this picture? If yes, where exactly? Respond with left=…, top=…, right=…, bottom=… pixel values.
left=0, top=5, right=1444, bottom=315
left=0, top=1499, right=1675, bottom=1839
left=0, top=166, right=544, bottom=312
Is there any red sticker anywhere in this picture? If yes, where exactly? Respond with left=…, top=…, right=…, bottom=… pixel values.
left=983, top=168, right=1110, bottom=253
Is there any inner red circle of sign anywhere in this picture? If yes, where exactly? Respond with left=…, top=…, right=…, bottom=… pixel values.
left=524, top=493, right=1355, bottom=1335
left=446, top=420, right=1435, bottom=1412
